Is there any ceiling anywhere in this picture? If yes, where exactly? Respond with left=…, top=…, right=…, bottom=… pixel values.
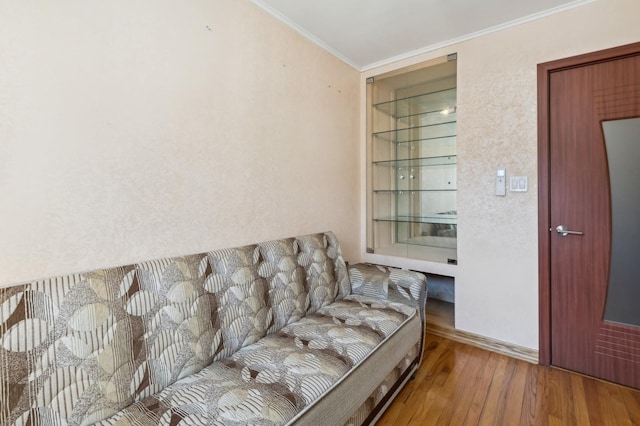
left=251, top=0, right=594, bottom=71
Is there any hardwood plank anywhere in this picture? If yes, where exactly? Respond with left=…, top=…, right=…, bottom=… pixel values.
left=377, top=334, right=640, bottom=426
left=536, top=367, right=554, bottom=426
left=477, top=353, right=513, bottom=426
left=393, top=337, right=455, bottom=425
left=595, top=379, right=629, bottom=426
left=520, top=362, right=542, bottom=426
left=380, top=335, right=449, bottom=426
left=462, top=351, right=501, bottom=425
left=437, top=345, right=492, bottom=425
left=546, top=366, right=575, bottom=425
left=569, top=374, right=591, bottom=426
left=620, top=386, right=640, bottom=424
left=499, top=358, right=528, bottom=425
left=412, top=340, right=475, bottom=425
left=580, top=375, right=606, bottom=425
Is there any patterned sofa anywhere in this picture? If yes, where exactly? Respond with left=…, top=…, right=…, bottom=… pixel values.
left=0, top=232, right=427, bottom=426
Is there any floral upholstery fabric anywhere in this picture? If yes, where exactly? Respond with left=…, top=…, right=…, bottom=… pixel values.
left=324, top=231, right=351, bottom=298
left=348, top=263, right=426, bottom=315
left=0, top=254, right=216, bottom=425
left=348, top=263, right=428, bottom=370
left=0, top=232, right=426, bottom=426
left=317, top=295, right=415, bottom=338
left=96, top=362, right=301, bottom=425
left=349, top=263, right=390, bottom=299
left=296, top=233, right=340, bottom=314
left=126, top=256, right=218, bottom=400
left=257, top=238, right=309, bottom=334
left=344, top=343, right=420, bottom=426
left=97, top=294, right=413, bottom=425
left=205, top=245, right=272, bottom=360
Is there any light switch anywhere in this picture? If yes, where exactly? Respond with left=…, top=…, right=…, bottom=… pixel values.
left=509, top=176, right=528, bottom=192
left=510, top=177, right=518, bottom=191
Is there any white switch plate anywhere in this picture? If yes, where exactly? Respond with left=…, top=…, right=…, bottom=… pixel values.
left=509, top=176, right=528, bottom=192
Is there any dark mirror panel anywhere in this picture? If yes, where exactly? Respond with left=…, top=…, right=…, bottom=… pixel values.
left=603, top=117, right=640, bottom=327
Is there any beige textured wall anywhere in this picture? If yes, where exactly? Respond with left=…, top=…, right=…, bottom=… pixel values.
left=363, top=0, right=640, bottom=350
left=0, top=0, right=360, bottom=287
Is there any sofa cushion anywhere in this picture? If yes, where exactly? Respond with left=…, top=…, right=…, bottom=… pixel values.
left=291, top=315, right=422, bottom=426
left=277, top=315, right=382, bottom=368
left=325, top=231, right=351, bottom=298
left=296, top=233, right=339, bottom=314
left=0, top=272, right=130, bottom=425
left=315, top=295, right=415, bottom=337
left=126, top=255, right=218, bottom=401
left=95, top=295, right=417, bottom=426
left=0, top=254, right=216, bottom=425
left=228, top=334, right=351, bottom=406
left=96, top=362, right=302, bottom=425
left=205, top=245, right=272, bottom=361
left=223, top=295, right=413, bottom=407
left=349, top=263, right=390, bottom=299
left=257, top=238, right=309, bottom=334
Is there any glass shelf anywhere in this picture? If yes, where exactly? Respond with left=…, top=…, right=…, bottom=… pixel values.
left=372, top=135, right=455, bottom=163
left=374, top=214, right=457, bottom=225
left=398, top=235, right=457, bottom=249
left=373, top=87, right=457, bottom=119
left=373, top=189, right=456, bottom=193
left=373, top=155, right=456, bottom=168
left=373, top=121, right=456, bottom=144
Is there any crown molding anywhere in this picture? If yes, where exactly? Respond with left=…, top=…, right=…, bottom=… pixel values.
left=360, top=0, right=598, bottom=71
left=252, top=0, right=598, bottom=72
left=250, top=0, right=361, bottom=70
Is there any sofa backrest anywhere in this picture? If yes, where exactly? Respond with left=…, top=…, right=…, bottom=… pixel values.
left=257, top=237, right=308, bottom=334
left=296, top=232, right=350, bottom=311
left=0, top=231, right=350, bottom=425
left=256, top=232, right=350, bottom=335
left=205, top=244, right=271, bottom=360
left=0, top=253, right=215, bottom=425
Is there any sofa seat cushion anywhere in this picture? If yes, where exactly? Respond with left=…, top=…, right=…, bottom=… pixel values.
left=315, top=294, right=416, bottom=338
left=227, top=334, right=352, bottom=407
left=95, top=361, right=301, bottom=425
left=97, top=296, right=416, bottom=425
left=228, top=295, right=415, bottom=402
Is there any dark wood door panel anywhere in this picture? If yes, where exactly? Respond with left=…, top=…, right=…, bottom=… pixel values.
left=539, top=42, right=640, bottom=389
left=549, top=61, right=611, bottom=375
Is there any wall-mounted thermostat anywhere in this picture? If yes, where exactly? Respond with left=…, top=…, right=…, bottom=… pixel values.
left=496, top=169, right=506, bottom=196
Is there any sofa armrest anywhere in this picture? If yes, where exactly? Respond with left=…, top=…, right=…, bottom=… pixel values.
left=348, top=263, right=427, bottom=323
left=348, top=263, right=428, bottom=367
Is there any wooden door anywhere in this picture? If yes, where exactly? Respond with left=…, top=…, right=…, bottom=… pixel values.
left=538, top=42, right=640, bottom=389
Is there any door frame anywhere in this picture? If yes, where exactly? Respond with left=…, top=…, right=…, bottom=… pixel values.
left=537, top=41, right=640, bottom=366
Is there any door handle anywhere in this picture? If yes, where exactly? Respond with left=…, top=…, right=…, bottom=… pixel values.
left=555, top=225, right=584, bottom=236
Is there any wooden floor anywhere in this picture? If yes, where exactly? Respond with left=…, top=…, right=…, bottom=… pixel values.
left=377, top=333, right=640, bottom=425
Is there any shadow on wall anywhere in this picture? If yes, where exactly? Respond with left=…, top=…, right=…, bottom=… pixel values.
left=426, top=273, right=454, bottom=303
